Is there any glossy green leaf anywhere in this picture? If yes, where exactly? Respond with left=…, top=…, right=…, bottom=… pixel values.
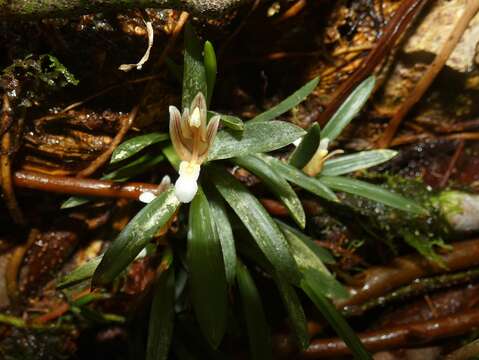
left=250, top=77, right=319, bottom=123
left=260, top=154, right=338, bottom=202
left=182, top=23, right=207, bottom=109
left=204, top=41, right=216, bottom=106
left=289, top=123, right=321, bottom=169
left=110, top=133, right=168, bottom=164
left=146, top=251, right=175, bottom=360
left=93, top=188, right=180, bottom=286
left=301, top=282, right=372, bottom=360
left=320, top=176, right=426, bottom=214
left=162, top=145, right=181, bottom=170
left=208, top=167, right=301, bottom=285
left=234, top=155, right=305, bottom=228
left=57, top=255, right=102, bottom=289
left=188, top=188, right=228, bottom=348
left=275, top=220, right=335, bottom=265
left=215, top=113, right=244, bottom=131
left=208, top=121, right=305, bottom=161
left=206, top=187, right=237, bottom=285
left=236, top=261, right=272, bottom=360
left=61, top=153, right=164, bottom=209
left=277, top=220, right=348, bottom=300
left=273, top=274, right=309, bottom=350
left=321, top=76, right=375, bottom=141
left=321, top=150, right=397, bottom=176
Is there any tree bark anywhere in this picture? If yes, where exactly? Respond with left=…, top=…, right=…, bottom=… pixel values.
left=0, top=0, right=249, bottom=20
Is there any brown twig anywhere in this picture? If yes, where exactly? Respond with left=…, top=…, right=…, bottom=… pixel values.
left=1, top=95, right=25, bottom=224
left=336, top=238, right=479, bottom=309
left=14, top=170, right=159, bottom=200
left=377, top=0, right=479, bottom=148
left=438, top=140, right=464, bottom=188
left=315, top=0, right=429, bottom=126
left=76, top=107, right=137, bottom=178
left=5, top=229, right=39, bottom=301
left=302, top=309, right=479, bottom=358
left=272, top=0, right=306, bottom=24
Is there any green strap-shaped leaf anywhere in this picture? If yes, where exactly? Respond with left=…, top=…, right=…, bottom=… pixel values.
left=204, top=41, right=217, bottom=106
left=93, top=188, right=180, bottom=285
left=320, top=176, right=426, bottom=214
left=236, top=261, right=272, bottom=360
left=301, top=281, right=372, bottom=360
left=110, top=133, right=168, bottom=164
left=260, top=154, right=338, bottom=202
left=206, top=187, right=237, bottom=285
left=289, top=123, right=321, bottom=169
left=321, top=76, right=376, bottom=142
left=146, top=251, right=175, bottom=360
left=182, top=23, right=207, bottom=109
left=250, top=77, right=319, bottom=123
left=234, top=155, right=306, bottom=229
left=208, top=166, right=301, bottom=285
left=321, top=150, right=397, bottom=176
left=214, top=113, right=244, bottom=131
left=275, top=220, right=335, bottom=265
left=57, top=255, right=102, bottom=289
left=188, top=188, right=228, bottom=348
left=273, top=274, right=309, bottom=350
left=208, top=121, right=305, bottom=161
left=162, top=145, right=181, bottom=170
left=277, top=220, right=348, bottom=300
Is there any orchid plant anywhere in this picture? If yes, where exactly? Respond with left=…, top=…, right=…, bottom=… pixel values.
left=58, top=23, right=428, bottom=360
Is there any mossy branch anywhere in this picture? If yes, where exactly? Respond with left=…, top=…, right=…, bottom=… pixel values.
left=0, top=0, right=249, bottom=20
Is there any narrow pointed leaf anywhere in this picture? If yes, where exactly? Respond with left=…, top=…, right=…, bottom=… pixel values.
left=273, top=274, right=309, bottom=350
left=215, top=113, right=244, bottom=131
left=206, top=187, right=237, bottom=285
left=250, top=77, right=319, bottom=123
left=275, top=220, right=335, bottom=265
left=234, top=155, right=305, bottom=228
left=182, top=23, right=207, bottom=109
left=289, top=123, right=321, bottom=169
left=321, top=76, right=376, bottom=141
left=209, top=167, right=301, bottom=285
left=93, top=188, right=180, bottom=285
left=260, top=154, right=338, bottom=202
left=320, top=176, right=426, bottom=214
left=188, top=188, right=228, bottom=348
left=301, top=282, right=372, bottom=360
left=277, top=220, right=348, bottom=299
left=110, top=133, right=168, bottom=164
left=162, top=145, right=181, bottom=170
left=321, top=150, right=398, bottom=176
left=208, top=121, right=305, bottom=161
left=146, top=251, right=175, bottom=360
left=237, top=261, right=272, bottom=360
left=57, top=255, right=102, bottom=289
left=204, top=41, right=216, bottom=106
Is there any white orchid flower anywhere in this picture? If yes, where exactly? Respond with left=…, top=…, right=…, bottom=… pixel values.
left=169, top=92, right=220, bottom=203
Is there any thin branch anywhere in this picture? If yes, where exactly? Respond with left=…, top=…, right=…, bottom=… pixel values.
left=302, top=309, right=479, bottom=358
left=377, top=0, right=479, bottom=148
left=315, top=0, right=429, bottom=126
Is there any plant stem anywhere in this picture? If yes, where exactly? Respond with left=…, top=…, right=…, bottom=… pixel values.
left=0, top=0, right=248, bottom=20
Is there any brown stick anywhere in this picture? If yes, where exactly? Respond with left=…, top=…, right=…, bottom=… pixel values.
left=1, top=95, right=25, bottom=224
left=302, top=309, right=479, bottom=358
left=14, top=170, right=158, bottom=200
left=76, top=107, right=137, bottom=178
left=438, top=140, right=464, bottom=188
left=336, top=238, right=479, bottom=309
left=315, top=0, right=429, bottom=126
left=377, top=0, right=479, bottom=148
